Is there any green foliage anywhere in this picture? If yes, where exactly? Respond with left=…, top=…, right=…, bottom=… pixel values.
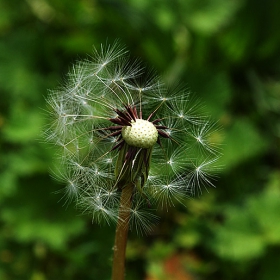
left=1, top=0, right=280, bottom=279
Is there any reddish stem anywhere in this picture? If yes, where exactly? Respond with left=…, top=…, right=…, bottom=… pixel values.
left=112, top=184, right=134, bottom=280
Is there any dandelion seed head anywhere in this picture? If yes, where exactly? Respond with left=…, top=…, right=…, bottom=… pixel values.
left=46, top=41, right=222, bottom=232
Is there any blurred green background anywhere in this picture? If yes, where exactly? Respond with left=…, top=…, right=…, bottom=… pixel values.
left=1, top=0, right=280, bottom=279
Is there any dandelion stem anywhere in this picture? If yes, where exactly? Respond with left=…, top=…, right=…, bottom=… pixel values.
left=112, top=184, right=134, bottom=280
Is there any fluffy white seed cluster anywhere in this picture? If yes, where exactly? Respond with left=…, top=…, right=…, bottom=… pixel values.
left=46, top=42, right=221, bottom=233
left=122, top=119, right=158, bottom=148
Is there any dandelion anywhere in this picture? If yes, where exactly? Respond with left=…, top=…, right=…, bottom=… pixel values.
left=46, top=41, right=221, bottom=280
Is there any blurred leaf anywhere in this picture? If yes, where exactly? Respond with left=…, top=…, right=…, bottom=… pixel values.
left=0, top=171, right=17, bottom=199
left=182, top=0, right=243, bottom=35
left=3, top=108, right=44, bottom=143
left=147, top=241, right=175, bottom=261
left=10, top=218, right=85, bottom=250
left=248, top=173, right=280, bottom=244
left=213, top=207, right=265, bottom=260
left=213, top=172, right=280, bottom=261
left=220, top=118, right=268, bottom=170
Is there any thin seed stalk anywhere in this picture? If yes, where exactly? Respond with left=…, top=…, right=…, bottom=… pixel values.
left=112, top=184, right=134, bottom=280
